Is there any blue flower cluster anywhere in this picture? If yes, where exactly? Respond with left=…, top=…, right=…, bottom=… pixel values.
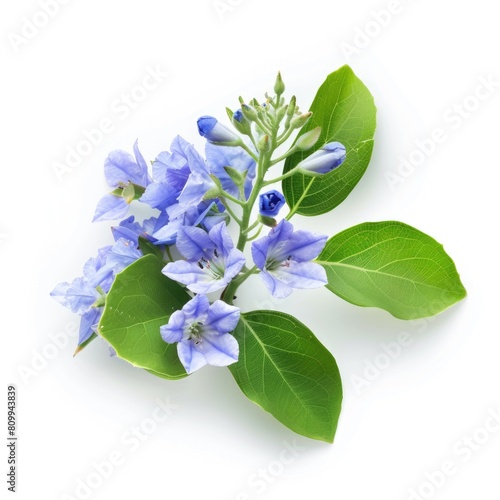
left=52, top=80, right=347, bottom=374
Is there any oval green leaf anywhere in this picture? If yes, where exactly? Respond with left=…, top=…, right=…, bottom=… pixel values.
left=282, top=65, right=376, bottom=216
left=229, top=311, right=343, bottom=443
left=317, top=221, right=467, bottom=319
left=98, top=255, right=190, bottom=380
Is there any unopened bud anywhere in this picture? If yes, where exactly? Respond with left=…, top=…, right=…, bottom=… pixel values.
left=232, top=109, right=252, bottom=135
left=257, top=135, right=271, bottom=154
left=297, top=142, right=347, bottom=175
left=241, top=104, right=258, bottom=122
left=274, top=71, right=286, bottom=96
left=197, top=116, right=240, bottom=145
left=291, top=112, right=312, bottom=130
left=296, top=127, right=322, bottom=151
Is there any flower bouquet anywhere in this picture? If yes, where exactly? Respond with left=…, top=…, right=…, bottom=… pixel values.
left=52, top=66, right=466, bottom=443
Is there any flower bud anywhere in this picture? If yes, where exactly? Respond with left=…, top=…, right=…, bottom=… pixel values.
left=241, top=104, right=258, bottom=122
left=197, top=116, right=240, bottom=145
left=257, top=135, right=271, bottom=154
left=232, top=109, right=252, bottom=135
left=295, top=127, right=322, bottom=151
left=290, top=112, right=312, bottom=130
left=297, top=142, right=347, bottom=175
left=259, top=190, right=286, bottom=218
left=274, top=72, right=286, bottom=96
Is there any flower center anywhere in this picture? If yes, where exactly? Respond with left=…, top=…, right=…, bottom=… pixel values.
left=197, top=249, right=224, bottom=279
left=187, top=322, right=204, bottom=345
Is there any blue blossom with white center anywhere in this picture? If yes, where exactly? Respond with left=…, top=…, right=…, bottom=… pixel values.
left=163, top=222, right=245, bottom=294
left=297, top=142, right=347, bottom=175
left=206, top=143, right=256, bottom=200
left=93, top=140, right=151, bottom=222
left=251, top=219, right=328, bottom=299
left=160, top=294, right=240, bottom=374
left=197, top=116, right=240, bottom=145
left=259, top=190, right=286, bottom=217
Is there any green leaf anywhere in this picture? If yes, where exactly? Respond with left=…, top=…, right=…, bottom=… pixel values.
left=282, top=65, right=376, bottom=216
left=98, top=255, right=190, bottom=379
left=317, top=221, right=467, bottom=319
left=229, top=311, right=343, bottom=443
left=138, top=236, right=164, bottom=260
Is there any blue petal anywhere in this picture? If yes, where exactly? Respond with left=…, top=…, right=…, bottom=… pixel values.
left=206, top=301, right=240, bottom=333
left=104, top=150, right=146, bottom=188
left=271, top=261, right=327, bottom=290
left=208, top=222, right=234, bottom=257
left=176, top=226, right=215, bottom=261
left=181, top=294, right=210, bottom=320
left=177, top=341, right=207, bottom=374
left=206, top=143, right=256, bottom=199
left=112, top=216, right=141, bottom=243
left=224, top=248, right=246, bottom=282
left=282, top=230, right=327, bottom=262
left=160, top=310, right=185, bottom=343
left=132, top=139, right=151, bottom=186
left=140, top=181, right=179, bottom=211
left=259, top=270, right=294, bottom=299
left=51, top=277, right=98, bottom=315
left=259, top=190, right=286, bottom=217
left=93, top=194, right=129, bottom=222
left=106, top=239, right=142, bottom=274
left=79, top=308, right=102, bottom=345
left=196, top=332, right=239, bottom=367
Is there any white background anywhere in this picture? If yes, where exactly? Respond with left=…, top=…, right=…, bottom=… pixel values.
left=2, top=1, right=499, bottom=499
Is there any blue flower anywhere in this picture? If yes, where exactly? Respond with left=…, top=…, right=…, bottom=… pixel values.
left=51, top=247, right=113, bottom=344
left=197, top=116, right=240, bottom=144
left=251, top=219, right=327, bottom=299
left=259, top=190, right=286, bottom=217
left=112, top=216, right=159, bottom=246
left=51, top=238, right=142, bottom=345
left=140, top=136, right=221, bottom=243
left=206, top=143, right=256, bottom=200
left=160, top=294, right=240, bottom=374
left=106, top=238, right=143, bottom=274
left=163, top=222, right=245, bottom=294
left=93, top=140, right=151, bottom=222
left=297, top=142, right=347, bottom=175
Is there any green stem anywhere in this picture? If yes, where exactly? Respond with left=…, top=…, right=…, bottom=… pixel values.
left=222, top=266, right=258, bottom=305
left=286, top=177, right=315, bottom=220
left=247, top=224, right=264, bottom=242
left=220, top=198, right=242, bottom=226
left=263, top=164, right=304, bottom=186
left=239, top=141, right=258, bottom=162
left=269, top=145, right=298, bottom=167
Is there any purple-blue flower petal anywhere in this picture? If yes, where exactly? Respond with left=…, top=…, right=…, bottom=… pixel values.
left=205, top=301, right=240, bottom=333
left=176, top=226, right=215, bottom=261
left=93, top=194, right=129, bottom=222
